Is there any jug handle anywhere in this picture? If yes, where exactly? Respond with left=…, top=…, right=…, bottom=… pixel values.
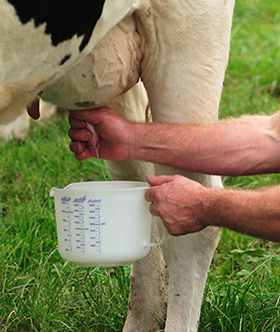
left=143, top=225, right=170, bottom=247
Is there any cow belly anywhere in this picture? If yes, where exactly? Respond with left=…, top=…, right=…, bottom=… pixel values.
left=41, top=15, right=141, bottom=110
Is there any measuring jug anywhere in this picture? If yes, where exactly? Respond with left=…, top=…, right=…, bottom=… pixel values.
left=50, top=181, right=169, bottom=267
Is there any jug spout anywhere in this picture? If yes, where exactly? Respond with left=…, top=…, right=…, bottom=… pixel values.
left=49, top=187, right=64, bottom=197
left=49, top=187, right=56, bottom=197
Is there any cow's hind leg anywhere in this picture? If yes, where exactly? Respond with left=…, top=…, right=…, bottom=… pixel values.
left=157, top=172, right=222, bottom=331
left=135, top=1, right=234, bottom=329
left=106, top=82, right=168, bottom=332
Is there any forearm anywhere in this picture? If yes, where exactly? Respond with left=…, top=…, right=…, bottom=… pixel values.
left=202, top=186, right=280, bottom=242
left=129, top=113, right=280, bottom=176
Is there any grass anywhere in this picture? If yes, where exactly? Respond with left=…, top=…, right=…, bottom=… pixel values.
left=1, top=0, right=280, bottom=331
left=0, top=114, right=130, bottom=331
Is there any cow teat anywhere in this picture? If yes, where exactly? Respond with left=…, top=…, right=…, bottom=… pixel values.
left=27, top=98, right=40, bottom=120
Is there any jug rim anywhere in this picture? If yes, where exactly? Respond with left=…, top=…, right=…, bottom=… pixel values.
left=52, top=181, right=150, bottom=194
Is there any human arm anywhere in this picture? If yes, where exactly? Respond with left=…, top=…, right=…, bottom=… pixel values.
left=68, top=108, right=280, bottom=176
left=145, top=175, right=280, bottom=242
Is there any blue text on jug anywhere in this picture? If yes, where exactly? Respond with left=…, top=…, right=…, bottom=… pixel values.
left=61, top=196, right=71, bottom=202
left=73, top=196, right=87, bottom=203
left=88, top=199, right=102, bottom=203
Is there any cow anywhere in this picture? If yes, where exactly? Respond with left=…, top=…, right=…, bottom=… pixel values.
left=0, top=100, right=57, bottom=142
left=0, top=0, right=235, bottom=331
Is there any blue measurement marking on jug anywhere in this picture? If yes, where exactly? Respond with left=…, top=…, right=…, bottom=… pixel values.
left=74, top=203, right=88, bottom=253
left=61, top=201, right=72, bottom=252
left=88, top=199, right=106, bottom=254
left=60, top=195, right=106, bottom=254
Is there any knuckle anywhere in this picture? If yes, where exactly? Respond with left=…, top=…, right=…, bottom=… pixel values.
left=173, top=174, right=182, bottom=182
left=153, top=190, right=162, bottom=201
left=154, top=204, right=164, bottom=219
left=168, top=229, right=180, bottom=237
left=149, top=204, right=154, bottom=215
left=145, top=190, right=152, bottom=202
left=69, top=142, right=75, bottom=152
left=162, top=222, right=179, bottom=236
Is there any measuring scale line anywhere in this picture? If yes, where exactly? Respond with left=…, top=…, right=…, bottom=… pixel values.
left=61, top=201, right=72, bottom=252
left=74, top=204, right=86, bottom=253
left=88, top=203, right=104, bottom=254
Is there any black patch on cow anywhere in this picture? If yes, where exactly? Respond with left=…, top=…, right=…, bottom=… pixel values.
left=60, top=54, right=72, bottom=66
left=7, top=0, right=105, bottom=52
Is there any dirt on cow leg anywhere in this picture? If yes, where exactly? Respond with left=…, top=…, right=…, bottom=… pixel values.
left=123, top=232, right=168, bottom=332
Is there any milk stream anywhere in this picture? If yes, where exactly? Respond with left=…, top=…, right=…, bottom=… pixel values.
left=94, top=145, right=108, bottom=181
left=86, top=122, right=108, bottom=181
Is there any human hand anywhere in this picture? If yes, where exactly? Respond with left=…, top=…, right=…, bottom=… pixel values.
left=68, top=107, right=134, bottom=161
left=145, top=175, right=209, bottom=236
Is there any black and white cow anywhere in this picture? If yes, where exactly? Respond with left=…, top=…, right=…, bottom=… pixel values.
left=0, top=1, right=235, bottom=331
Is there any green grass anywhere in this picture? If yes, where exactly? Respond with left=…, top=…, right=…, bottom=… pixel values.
left=0, top=114, right=130, bottom=331
left=1, top=0, right=280, bottom=331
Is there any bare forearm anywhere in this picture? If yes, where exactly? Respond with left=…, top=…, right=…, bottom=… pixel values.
left=129, top=113, right=280, bottom=176
left=146, top=175, right=280, bottom=242
left=202, top=186, right=280, bottom=242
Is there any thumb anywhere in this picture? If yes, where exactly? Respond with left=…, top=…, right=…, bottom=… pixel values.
left=146, top=175, right=174, bottom=187
left=85, top=122, right=98, bottom=146
left=69, top=107, right=113, bottom=123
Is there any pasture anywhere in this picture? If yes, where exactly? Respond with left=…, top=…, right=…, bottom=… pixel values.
left=0, top=0, right=280, bottom=330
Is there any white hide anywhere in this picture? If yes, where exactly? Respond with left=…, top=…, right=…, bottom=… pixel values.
left=0, top=0, right=235, bottom=331
left=0, top=0, right=139, bottom=128
left=41, top=16, right=142, bottom=109
left=0, top=100, right=57, bottom=143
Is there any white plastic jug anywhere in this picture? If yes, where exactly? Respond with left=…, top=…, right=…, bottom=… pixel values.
left=50, top=181, right=169, bottom=267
